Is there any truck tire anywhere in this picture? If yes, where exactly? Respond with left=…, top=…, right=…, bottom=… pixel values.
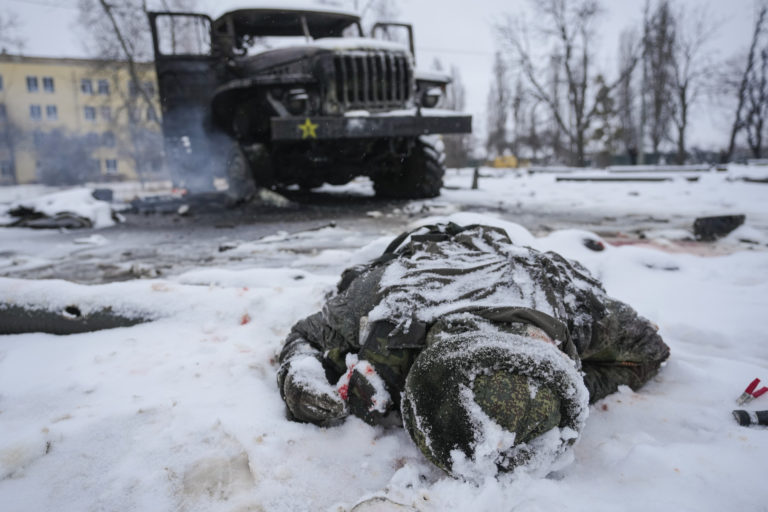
left=226, top=142, right=275, bottom=202
left=226, top=142, right=258, bottom=202
left=373, top=136, right=445, bottom=199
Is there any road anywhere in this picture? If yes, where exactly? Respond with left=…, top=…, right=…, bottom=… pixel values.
left=1, top=169, right=758, bottom=284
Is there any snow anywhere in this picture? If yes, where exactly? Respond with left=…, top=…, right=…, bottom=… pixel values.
left=1, top=188, right=118, bottom=229
left=380, top=108, right=472, bottom=117
left=302, top=37, right=410, bottom=53
left=1, top=165, right=768, bottom=510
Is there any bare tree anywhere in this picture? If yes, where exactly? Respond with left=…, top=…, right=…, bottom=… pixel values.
left=359, top=0, right=401, bottom=33
left=444, top=66, right=466, bottom=112
left=590, top=75, right=620, bottom=165
left=510, top=77, right=526, bottom=157
left=443, top=65, right=472, bottom=167
left=743, top=47, right=768, bottom=158
left=428, top=58, right=471, bottom=166
left=617, top=28, right=640, bottom=163
left=0, top=12, right=25, bottom=183
left=485, top=51, right=511, bottom=157
left=525, top=101, right=545, bottom=161
left=0, top=12, right=25, bottom=53
left=500, top=0, right=638, bottom=166
left=643, top=0, right=676, bottom=158
left=668, top=8, right=713, bottom=164
left=725, top=5, right=768, bottom=160
left=77, top=0, right=196, bottom=181
left=0, top=111, right=22, bottom=185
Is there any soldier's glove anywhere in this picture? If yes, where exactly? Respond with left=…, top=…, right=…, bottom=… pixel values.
left=340, top=360, right=392, bottom=425
left=278, top=356, right=348, bottom=425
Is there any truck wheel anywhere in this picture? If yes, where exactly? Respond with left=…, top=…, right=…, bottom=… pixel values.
left=373, top=136, right=445, bottom=199
left=226, top=143, right=258, bottom=202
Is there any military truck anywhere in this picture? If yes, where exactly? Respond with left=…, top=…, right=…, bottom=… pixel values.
left=147, top=5, right=472, bottom=199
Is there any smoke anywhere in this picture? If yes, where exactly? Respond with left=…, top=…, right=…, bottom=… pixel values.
left=162, top=112, right=231, bottom=193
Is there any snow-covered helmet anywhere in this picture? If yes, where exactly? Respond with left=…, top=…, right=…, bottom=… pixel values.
left=401, top=328, right=589, bottom=479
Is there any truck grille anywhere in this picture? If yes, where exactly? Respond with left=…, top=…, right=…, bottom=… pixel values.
left=333, top=52, right=412, bottom=110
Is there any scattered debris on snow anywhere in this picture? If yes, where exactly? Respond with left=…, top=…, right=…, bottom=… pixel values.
left=693, top=214, right=746, bottom=241
left=2, top=188, right=119, bottom=229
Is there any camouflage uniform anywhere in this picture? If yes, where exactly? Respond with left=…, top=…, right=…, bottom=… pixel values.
left=277, top=223, right=670, bottom=473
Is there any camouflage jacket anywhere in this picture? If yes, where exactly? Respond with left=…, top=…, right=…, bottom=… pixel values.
left=277, top=223, right=670, bottom=424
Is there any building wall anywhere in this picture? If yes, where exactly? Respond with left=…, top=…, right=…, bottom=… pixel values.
left=0, top=53, right=162, bottom=185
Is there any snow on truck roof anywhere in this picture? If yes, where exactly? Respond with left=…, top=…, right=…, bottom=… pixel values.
left=305, top=37, right=409, bottom=53
left=211, top=1, right=359, bottom=21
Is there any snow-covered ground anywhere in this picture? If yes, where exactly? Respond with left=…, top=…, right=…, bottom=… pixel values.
left=1, top=166, right=767, bottom=511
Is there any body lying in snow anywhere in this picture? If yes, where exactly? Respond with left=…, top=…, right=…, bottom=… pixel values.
left=276, top=223, right=670, bottom=478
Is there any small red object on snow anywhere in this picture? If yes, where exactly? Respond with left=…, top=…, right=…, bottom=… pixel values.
left=737, top=378, right=768, bottom=405
left=336, top=367, right=354, bottom=402
left=338, top=384, right=349, bottom=401
left=240, top=313, right=251, bottom=325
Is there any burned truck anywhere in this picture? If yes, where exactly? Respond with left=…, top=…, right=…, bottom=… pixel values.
left=147, top=6, right=471, bottom=199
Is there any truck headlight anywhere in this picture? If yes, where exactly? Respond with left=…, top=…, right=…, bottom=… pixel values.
left=421, top=87, right=442, bottom=109
left=325, top=99, right=340, bottom=115
left=286, top=89, right=309, bottom=115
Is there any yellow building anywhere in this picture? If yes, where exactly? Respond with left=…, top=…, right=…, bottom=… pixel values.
left=0, top=53, right=162, bottom=185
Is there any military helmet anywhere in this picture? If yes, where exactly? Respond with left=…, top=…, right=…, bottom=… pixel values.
left=401, top=330, right=588, bottom=479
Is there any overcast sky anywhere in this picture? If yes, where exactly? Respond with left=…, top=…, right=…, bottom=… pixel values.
left=4, top=0, right=761, bottom=150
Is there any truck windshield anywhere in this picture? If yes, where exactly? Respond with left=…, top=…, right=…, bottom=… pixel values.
left=227, top=11, right=362, bottom=55
left=237, top=22, right=360, bottom=54
left=228, top=10, right=359, bottom=36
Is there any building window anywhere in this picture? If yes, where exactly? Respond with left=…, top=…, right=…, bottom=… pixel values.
left=29, top=104, right=42, bottom=120
left=0, top=103, right=6, bottom=120
left=98, top=79, right=110, bottom=95
left=100, top=106, right=112, bottom=121
left=81, top=79, right=93, bottom=95
left=0, top=75, right=4, bottom=91
left=0, top=161, right=12, bottom=177
left=146, top=106, right=158, bottom=122
left=105, top=159, right=118, bottom=174
left=84, top=106, right=96, bottom=121
left=143, top=81, right=155, bottom=96
left=43, top=77, right=55, bottom=93
left=103, top=131, right=115, bottom=147
left=46, top=105, right=58, bottom=120
left=86, top=132, right=99, bottom=146
left=27, top=76, right=39, bottom=92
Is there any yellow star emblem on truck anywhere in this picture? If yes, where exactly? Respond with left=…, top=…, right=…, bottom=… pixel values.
left=298, top=118, right=318, bottom=139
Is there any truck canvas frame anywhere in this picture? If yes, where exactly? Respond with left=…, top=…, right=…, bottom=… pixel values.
left=147, top=5, right=472, bottom=199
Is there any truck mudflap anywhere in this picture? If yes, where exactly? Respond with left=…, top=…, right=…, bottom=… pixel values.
left=270, top=114, right=472, bottom=141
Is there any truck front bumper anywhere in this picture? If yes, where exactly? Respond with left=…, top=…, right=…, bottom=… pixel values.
left=270, top=112, right=472, bottom=141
